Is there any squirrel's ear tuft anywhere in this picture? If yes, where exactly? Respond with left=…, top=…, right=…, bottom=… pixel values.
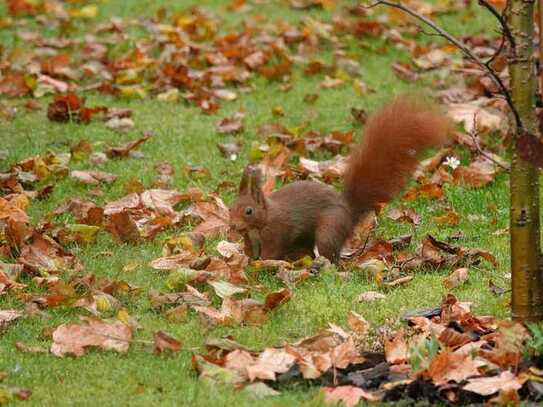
left=239, top=166, right=251, bottom=194
left=239, top=165, right=264, bottom=204
left=239, top=165, right=260, bottom=189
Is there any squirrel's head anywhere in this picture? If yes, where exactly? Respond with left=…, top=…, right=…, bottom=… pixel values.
left=229, top=165, right=267, bottom=232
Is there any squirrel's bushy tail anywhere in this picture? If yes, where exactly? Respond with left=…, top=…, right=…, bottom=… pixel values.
left=343, top=95, right=452, bottom=216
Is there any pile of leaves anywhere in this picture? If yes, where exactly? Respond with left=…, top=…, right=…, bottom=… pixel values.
left=193, top=295, right=543, bottom=405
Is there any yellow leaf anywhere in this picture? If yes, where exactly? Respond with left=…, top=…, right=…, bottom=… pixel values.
left=70, top=5, right=98, bottom=18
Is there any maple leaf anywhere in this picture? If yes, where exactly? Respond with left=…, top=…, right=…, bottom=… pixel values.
left=191, top=195, right=230, bottom=238
left=140, top=189, right=183, bottom=215
left=246, top=348, right=296, bottom=381
left=479, top=321, right=528, bottom=368
left=424, top=350, right=481, bottom=385
left=51, top=317, right=133, bottom=357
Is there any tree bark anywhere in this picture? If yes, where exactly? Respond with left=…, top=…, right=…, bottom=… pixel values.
left=539, top=0, right=543, bottom=95
left=509, top=0, right=543, bottom=321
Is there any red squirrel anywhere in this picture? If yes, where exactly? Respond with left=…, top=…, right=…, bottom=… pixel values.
left=229, top=95, right=452, bottom=262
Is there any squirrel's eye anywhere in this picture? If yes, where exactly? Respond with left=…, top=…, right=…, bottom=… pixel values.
left=244, top=207, right=254, bottom=216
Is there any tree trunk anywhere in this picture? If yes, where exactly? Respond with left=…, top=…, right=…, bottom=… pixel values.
left=539, top=0, right=543, bottom=96
left=509, top=0, right=543, bottom=321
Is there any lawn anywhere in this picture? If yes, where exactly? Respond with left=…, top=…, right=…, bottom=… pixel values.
left=0, top=0, right=512, bottom=406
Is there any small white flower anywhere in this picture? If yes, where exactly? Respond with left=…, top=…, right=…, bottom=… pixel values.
left=444, top=156, right=460, bottom=170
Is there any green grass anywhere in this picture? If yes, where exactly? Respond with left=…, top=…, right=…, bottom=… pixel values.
left=0, top=0, right=509, bottom=405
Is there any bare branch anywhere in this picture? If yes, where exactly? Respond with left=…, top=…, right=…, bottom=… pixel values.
left=485, top=34, right=506, bottom=67
left=477, top=0, right=516, bottom=49
left=366, top=0, right=523, bottom=132
left=469, top=113, right=511, bottom=171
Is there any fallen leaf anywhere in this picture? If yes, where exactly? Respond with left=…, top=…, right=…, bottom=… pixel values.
left=447, top=100, right=506, bottom=133
left=216, top=112, right=244, bottom=134
left=443, top=268, right=469, bottom=290
left=70, top=170, right=117, bottom=185
left=387, top=207, right=421, bottom=225
left=242, top=382, right=280, bottom=399
left=432, top=210, right=460, bottom=226
left=384, top=330, right=408, bottom=365
left=463, top=370, right=523, bottom=396
left=51, top=317, right=132, bottom=357
left=246, top=348, right=297, bottom=381
left=0, top=310, right=22, bottom=329
left=153, top=331, right=182, bottom=354
left=322, top=385, right=379, bottom=406
left=347, top=311, right=369, bottom=336
left=357, top=291, right=386, bottom=302
left=209, top=280, right=247, bottom=299
left=425, top=351, right=480, bottom=385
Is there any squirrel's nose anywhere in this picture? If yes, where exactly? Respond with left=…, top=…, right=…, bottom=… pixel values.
left=229, top=221, right=247, bottom=232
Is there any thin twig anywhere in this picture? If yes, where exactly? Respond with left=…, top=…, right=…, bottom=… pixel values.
left=477, top=0, right=516, bottom=49
left=469, top=113, right=511, bottom=171
left=485, top=34, right=506, bottom=67
left=366, top=0, right=524, bottom=132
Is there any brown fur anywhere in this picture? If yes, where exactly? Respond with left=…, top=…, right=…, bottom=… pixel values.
left=229, top=95, right=452, bottom=262
left=343, top=96, right=452, bottom=215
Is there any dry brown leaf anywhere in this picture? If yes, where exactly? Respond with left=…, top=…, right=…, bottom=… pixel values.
left=432, top=210, right=460, bottom=226
left=149, top=251, right=195, bottom=270
left=191, top=195, right=230, bottom=238
left=384, top=330, right=408, bottom=365
left=463, top=371, right=523, bottom=396
left=402, top=182, right=443, bottom=202
left=347, top=311, right=369, bottom=336
left=15, top=341, right=49, bottom=354
left=443, top=267, right=469, bottom=290
left=387, top=207, right=421, bottom=225
left=0, top=309, right=22, bottom=328
left=70, top=170, right=117, bottom=185
left=216, top=112, right=245, bottom=134
left=447, top=101, right=506, bottom=133
left=105, top=134, right=151, bottom=158
left=453, top=157, right=498, bottom=188
left=425, top=351, right=480, bottom=385
left=108, top=211, right=140, bottom=243
left=153, top=331, right=182, bottom=354
left=322, top=385, right=379, bottom=406
left=103, top=193, right=141, bottom=215
left=357, top=291, right=386, bottom=302
left=264, top=288, right=291, bottom=310
left=18, top=233, right=78, bottom=274
left=51, top=317, right=132, bottom=357
left=216, top=241, right=243, bottom=259
left=246, top=348, right=296, bottom=381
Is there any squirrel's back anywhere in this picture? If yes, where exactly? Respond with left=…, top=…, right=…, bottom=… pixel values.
left=343, top=95, right=452, bottom=217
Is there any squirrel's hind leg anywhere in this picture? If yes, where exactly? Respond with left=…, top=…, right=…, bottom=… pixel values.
left=315, top=208, right=352, bottom=263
